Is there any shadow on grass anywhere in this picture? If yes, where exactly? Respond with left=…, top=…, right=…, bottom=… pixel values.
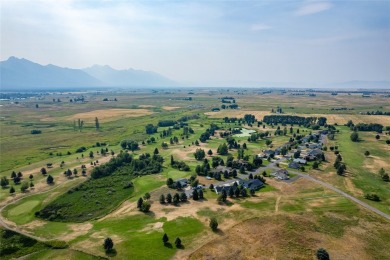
left=176, top=245, right=185, bottom=250
left=164, top=242, right=173, bottom=248
left=106, top=248, right=117, bottom=257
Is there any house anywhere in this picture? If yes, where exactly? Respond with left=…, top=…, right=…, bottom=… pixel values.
left=308, top=143, right=322, bottom=149
left=272, top=169, right=289, bottom=180
left=293, top=158, right=307, bottom=164
left=288, top=161, right=301, bottom=169
left=175, top=178, right=188, bottom=188
left=258, top=149, right=274, bottom=158
left=306, top=148, right=323, bottom=161
left=242, top=179, right=264, bottom=190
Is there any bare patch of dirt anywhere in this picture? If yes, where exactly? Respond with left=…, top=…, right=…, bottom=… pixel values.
left=363, top=155, right=389, bottom=173
left=162, top=106, right=181, bottom=111
left=138, top=105, right=155, bottom=108
left=22, top=219, right=46, bottom=230
left=60, top=223, right=93, bottom=241
left=344, top=178, right=363, bottom=197
left=141, top=221, right=164, bottom=234
left=187, top=213, right=382, bottom=260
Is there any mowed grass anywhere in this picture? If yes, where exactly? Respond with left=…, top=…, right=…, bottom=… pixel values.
left=331, top=126, right=390, bottom=213
left=24, top=248, right=104, bottom=260
left=76, top=215, right=205, bottom=259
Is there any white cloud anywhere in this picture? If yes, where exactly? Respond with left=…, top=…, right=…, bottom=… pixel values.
left=295, top=1, right=332, bottom=16
left=251, top=23, right=272, bottom=31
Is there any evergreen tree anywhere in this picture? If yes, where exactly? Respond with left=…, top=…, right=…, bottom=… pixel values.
left=198, top=189, right=204, bottom=199
left=166, top=193, right=172, bottom=203
left=209, top=217, right=218, bottom=231
left=9, top=186, right=15, bottom=194
left=192, top=189, right=199, bottom=200
left=46, top=175, right=54, bottom=184
left=175, top=237, right=182, bottom=248
left=162, top=233, right=169, bottom=244
left=160, top=194, right=165, bottom=204
left=154, top=148, right=159, bottom=155
left=0, top=176, right=9, bottom=188
left=103, top=237, right=114, bottom=252
left=316, top=248, right=330, bottom=260
left=137, top=197, right=144, bottom=208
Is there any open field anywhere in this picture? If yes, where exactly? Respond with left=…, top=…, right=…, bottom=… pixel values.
left=1, top=89, right=389, bottom=259
left=66, top=108, right=154, bottom=123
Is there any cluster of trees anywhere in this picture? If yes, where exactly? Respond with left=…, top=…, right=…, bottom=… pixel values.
left=194, top=149, right=206, bottom=160
left=170, top=156, right=190, bottom=171
left=263, top=115, right=327, bottom=127
left=217, top=143, right=229, bottom=155
left=216, top=182, right=252, bottom=203
left=160, top=128, right=173, bottom=138
left=162, top=233, right=183, bottom=248
left=3, top=171, right=37, bottom=194
left=30, top=130, right=42, bottom=134
left=360, top=111, right=390, bottom=116
left=347, top=121, right=384, bottom=133
left=145, top=124, right=158, bottom=134
left=158, top=120, right=176, bottom=127
left=247, top=131, right=270, bottom=142
left=334, top=153, right=346, bottom=176
left=90, top=152, right=163, bottom=179
left=137, top=196, right=151, bottom=213
left=159, top=192, right=189, bottom=205
left=364, top=193, right=380, bottom=201
left=120, top=140, right=139, bottom=151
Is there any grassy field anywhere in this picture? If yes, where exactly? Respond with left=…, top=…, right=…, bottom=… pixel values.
left=1, top=89, right=389, bottom=259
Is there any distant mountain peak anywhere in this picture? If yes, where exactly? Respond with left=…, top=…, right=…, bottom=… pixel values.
left=0, top=57, right=176, bottom=89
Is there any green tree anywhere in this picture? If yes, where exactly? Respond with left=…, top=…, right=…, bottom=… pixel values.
left=198, top=189, right=204, bottom=199
left=382, top=173, right=389, bottom=182
left=41, top=167, right=47, bottom=175
left=316, top=248, right=329, bottom=260
left=137, top=197, right=143, bottom=208
left=0, top=176, right=9, bottom=188
left=312, top=161, right=319, bottom=169
left=95, top=117, right=100, bottom=130
left=180, top=192, right=187, bottom=202
left=166, top=193, right=172, bottom=203
left=154, top=148, right=159, bottom=155
left=46, top=175, right=54, bottom=184
left=166, top=178, right=174, bottom=188
left=20, top=181, right=29, bottom=192
left=364, top=151, right=370, bottom=157
left=162, top=233, right=169, bottom=244
left=173, top=193, right=180, bottom=205
left=9, top=186, right=15, bottom=194
left=207, top=149, right=213, bottom=156
left=194, top=149, right=206, bottom=160
left=143, top=192, right=151, bottom=200
left=175, top=237, right=182, bottom=248
left=145, top=124, right=158, bottom=134
left=160, top=194, right=165, bottom=204
left=209, top=217, right=218, bottom=231
left=140, top=201, right=151, bottom=212
left=103, top=237, right=114, bottom=252
left=350, top=132, right=359, bottom=142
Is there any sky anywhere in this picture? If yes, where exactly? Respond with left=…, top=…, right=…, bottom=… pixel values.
left=1, top=0, right=389, bottom=86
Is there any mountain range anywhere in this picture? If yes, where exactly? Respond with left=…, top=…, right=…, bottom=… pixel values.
left=0, top=57, right=176, bottom=89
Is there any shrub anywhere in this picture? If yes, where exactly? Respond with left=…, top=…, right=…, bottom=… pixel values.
left=209, top=217, right=218, bottom=231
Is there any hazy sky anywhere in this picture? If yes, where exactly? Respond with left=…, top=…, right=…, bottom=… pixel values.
left=1, top=0, right=389, bottom=85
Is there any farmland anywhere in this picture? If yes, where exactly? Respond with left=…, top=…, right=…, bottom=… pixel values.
left=0, top=89, right=389, bottom=259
